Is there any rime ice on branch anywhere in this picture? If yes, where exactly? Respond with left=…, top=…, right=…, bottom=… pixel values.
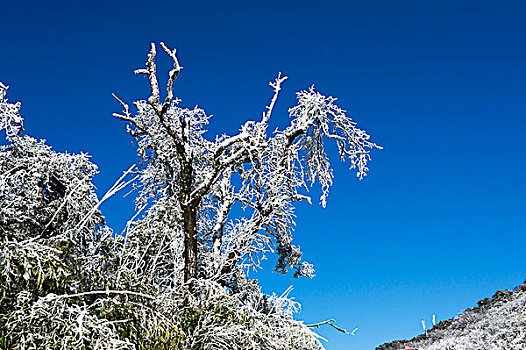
left=0, top=83, right=23, bottom=138
left=113, top=42, right=382, bottom=287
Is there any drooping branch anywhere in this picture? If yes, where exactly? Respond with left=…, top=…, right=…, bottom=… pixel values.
left=0, top=82, right=24, bottom=138
left=52, top=289, right=155, bottom=301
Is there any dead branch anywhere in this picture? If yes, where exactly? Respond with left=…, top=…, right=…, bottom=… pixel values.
left=306, top=319, right=357, bottom=335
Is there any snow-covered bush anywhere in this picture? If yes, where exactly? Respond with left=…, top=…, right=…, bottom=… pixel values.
left=377, top=283, right=526, bottom=350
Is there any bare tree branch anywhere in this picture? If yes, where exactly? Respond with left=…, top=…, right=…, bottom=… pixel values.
left=159, top=42, right=182, bottom=116
left=306, top=319, right=358, bottom=335
left=262, top=72, right=287, bottom=123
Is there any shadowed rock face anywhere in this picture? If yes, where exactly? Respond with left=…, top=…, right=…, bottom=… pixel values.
left=376, top=282, right=526, bottom=350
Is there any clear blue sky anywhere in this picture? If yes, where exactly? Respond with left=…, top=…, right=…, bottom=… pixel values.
left=2, top=0, right=525, bottom=348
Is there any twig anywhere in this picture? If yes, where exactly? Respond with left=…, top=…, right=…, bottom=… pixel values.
left=262, top=72, right=287, bottom=123
left=73, top=164, right=137, bottom=233
left=306, top=319, right=357, bottom=335
left=53, top=289, right=154, bottom=300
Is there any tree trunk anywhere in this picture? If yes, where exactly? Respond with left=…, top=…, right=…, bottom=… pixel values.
left=180, top=152, right=197, bottom=283
left=183, top=205, right=197, bottom=282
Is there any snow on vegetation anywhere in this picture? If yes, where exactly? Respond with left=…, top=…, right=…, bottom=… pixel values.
left=0, top=43, right=380, bottom=349
left=377, top=282, right=526, bottom=350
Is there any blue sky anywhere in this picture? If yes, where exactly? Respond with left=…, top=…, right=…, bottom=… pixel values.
left=2, top=0, right=525, bottom=348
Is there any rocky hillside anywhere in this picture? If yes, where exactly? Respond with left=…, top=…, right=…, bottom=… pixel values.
left=377, top=281, right=526, bottom=350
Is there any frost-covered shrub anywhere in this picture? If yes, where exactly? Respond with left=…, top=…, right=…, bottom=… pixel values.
left=0, top=83, right=114, bottom=349
left=377, top=282, right=526, bottom=350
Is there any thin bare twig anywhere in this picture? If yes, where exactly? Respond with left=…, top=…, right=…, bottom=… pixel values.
left=262, top=72, right=287, bottom=123
left=306, top=319, right=357, bottom=335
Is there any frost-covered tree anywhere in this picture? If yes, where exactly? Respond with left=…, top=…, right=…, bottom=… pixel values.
left=0, top=43, right=380, bottom=349
left=113, top=43, right=381, bottom=288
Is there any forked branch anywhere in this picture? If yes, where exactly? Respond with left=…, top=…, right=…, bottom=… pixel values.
left=133, top=42, right=182, bottom=117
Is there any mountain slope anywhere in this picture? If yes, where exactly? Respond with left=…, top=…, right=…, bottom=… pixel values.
left=377, top=281, right=526, bottom=350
